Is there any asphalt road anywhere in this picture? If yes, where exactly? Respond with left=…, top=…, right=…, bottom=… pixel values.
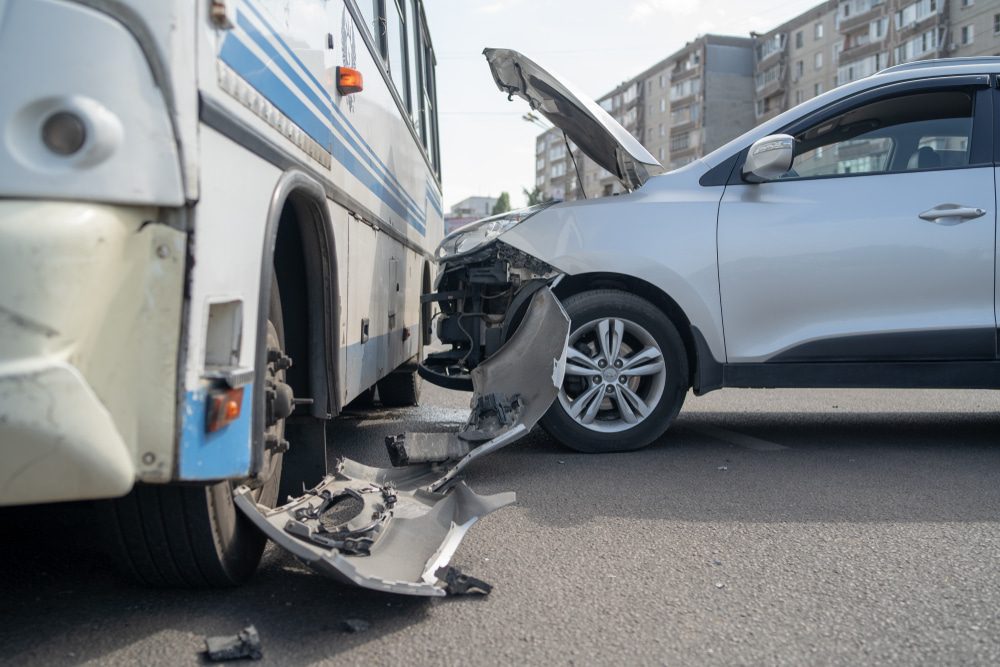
left=3, top=383, right=1000, bottom=665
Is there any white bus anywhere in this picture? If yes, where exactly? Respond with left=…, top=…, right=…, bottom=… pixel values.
left=0, top=0, right=443, bottom=586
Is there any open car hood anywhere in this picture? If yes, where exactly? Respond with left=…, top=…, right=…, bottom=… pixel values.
left=484, top=48, right=661, bottom=191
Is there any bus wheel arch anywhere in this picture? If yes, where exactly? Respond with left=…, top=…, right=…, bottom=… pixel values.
left=265, top=170, right=340, bottom=493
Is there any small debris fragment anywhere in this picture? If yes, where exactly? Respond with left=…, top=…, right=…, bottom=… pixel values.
left=717, top=466, right=728, bottom=471
left=557, top=460, right=565, bottom=464
left=341, top=619, right=371, bottom=634
left=712, top=560, right=722, bottom=566
left=204, top=625, right=263, bottom=662
left=436, top=566, right=493, bottom=595
left=715, top=582, right=726, bottom=589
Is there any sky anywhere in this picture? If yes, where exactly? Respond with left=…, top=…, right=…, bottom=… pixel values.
left=422, top=0, right=825, bottom=211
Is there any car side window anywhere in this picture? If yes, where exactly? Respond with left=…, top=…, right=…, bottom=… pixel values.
left=783, top=90, right=975, bottom=180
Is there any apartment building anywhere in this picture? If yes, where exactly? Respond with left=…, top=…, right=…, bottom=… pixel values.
left=752, top=2, right=839, bottom=123
left=534, top=1, right=1000, bottom=201
left=950, top=0, right=1000, bottom=56
left=539, top=35, right=755, bottom=201
left=833, top=0, right=1000, bottom=85
left=534, top=126, right=582, bottom=201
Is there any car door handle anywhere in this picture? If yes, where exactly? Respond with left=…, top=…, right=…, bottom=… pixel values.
left=918, top=204, right=987, bottom=224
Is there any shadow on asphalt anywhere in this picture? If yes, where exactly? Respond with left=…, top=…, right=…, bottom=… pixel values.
left=1, top=409, right=998, bottom=663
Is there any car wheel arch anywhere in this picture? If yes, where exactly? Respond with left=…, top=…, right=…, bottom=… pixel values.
left=552, top=272, right=697, bottom=390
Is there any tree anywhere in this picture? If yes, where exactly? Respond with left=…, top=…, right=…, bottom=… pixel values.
left=523, top=186, right=546, bottom=206
left=491, top=191, right=511, bottom=215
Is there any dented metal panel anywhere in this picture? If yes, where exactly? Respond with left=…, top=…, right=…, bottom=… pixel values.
left=234, top=288, right=570, bottom=595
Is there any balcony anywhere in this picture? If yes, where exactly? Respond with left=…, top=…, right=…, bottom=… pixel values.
left=837, top=6, right=882, bottom=33
left=839, top=37, right=886, bottom=61
left=755, top=76, right=786, bottom=99
left=895, top=12, right=942, bottom=39
left=670, top=65, right=701, bottom=82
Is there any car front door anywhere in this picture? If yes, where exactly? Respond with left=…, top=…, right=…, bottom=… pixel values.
left=717, top=76, right=996, bottom=364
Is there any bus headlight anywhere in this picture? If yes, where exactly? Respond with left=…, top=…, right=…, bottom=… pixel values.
left=436, top=202, right=556, bottom=261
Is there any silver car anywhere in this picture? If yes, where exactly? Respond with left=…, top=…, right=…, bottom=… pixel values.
left=421, top=52, right=999, bottom=453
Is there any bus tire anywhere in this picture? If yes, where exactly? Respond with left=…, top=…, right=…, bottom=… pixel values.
left=377, top=369, right=421, bottom=407
left=101, top=275, right=287, bottom=587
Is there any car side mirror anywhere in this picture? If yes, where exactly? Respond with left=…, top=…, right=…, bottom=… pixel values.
left=742, top=134, right=794, bottom=183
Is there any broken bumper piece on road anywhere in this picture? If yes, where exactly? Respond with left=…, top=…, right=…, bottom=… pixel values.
left=234, top=288, right=570, bottom=596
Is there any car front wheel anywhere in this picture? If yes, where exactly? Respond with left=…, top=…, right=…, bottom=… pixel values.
left=540, top=289, right=688, bottom=453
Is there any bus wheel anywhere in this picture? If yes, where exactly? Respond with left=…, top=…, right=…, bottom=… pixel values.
left=101, top=276, right=288, bottom=587
left=377, top=367, right=421, bottom=407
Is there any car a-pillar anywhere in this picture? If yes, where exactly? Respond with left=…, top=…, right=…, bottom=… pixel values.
left=102, top=171, right=338, bottom=587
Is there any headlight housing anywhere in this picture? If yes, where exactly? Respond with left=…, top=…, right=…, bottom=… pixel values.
left=436, top=202, right=556, bottom=261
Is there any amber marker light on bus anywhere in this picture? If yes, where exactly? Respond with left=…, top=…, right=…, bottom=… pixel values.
left=206, top=386, right=244, bottom=433
left=337, top=66, right=364, bottom=95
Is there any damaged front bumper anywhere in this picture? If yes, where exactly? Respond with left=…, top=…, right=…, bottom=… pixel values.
left=420, top=240, right=562, bottom=390
left=234, top=288, right=570, bottom=596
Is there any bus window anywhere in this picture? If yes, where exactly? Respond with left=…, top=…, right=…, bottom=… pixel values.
left=408, top=0, right=422, bottom=133
left=386, top=0, right=409, bottom=109
left=421, top=33, right=440, bottom=173
left=357, top=0, right=378, bottom=41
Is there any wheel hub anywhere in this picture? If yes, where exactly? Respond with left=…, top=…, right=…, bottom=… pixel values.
left=558, top=316, right=667, bottom=433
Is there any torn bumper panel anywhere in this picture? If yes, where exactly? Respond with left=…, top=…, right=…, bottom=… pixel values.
left=234, top=463, right=513, bottom=596
left=235, top=287, right=570, bottom=596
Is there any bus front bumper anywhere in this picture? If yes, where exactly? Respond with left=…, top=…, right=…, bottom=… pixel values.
left=0, top=201, right=186, bottom=506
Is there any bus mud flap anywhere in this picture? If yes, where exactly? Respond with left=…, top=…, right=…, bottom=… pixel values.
left=233, top=287, right=570, bottom=596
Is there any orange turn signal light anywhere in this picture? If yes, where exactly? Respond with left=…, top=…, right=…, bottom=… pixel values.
left=206, top=386, right=244, bottom=433
left=337, top=66, right=364, bottom=95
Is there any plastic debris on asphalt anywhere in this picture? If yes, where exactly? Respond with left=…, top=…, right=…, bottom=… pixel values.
left=204, top=625, right=263, bottom=662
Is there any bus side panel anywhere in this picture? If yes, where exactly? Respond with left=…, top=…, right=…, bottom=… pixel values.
left=177, top=126, right=281, bottom=480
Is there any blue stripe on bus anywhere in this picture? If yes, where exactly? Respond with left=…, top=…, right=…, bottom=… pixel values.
left=220, top=36, right=426, bottom=235
left=239, top=0, right=426, bottom=219
left=426, top=183, right=443, bottom=218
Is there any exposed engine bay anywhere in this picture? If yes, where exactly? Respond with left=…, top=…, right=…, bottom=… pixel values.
left=420, top=239, right=562, bottom=390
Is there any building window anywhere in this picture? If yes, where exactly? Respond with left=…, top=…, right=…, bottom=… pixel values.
left=815, top=52, right=823, bottom=69
left=658, top=147, right=665, bottom=161
left=994, top=13, right=1000, bottom=34
left=795, top=90, right=804, bottom=105
left=659, top=74, right=666, bottom=89
left=962, top=0, right=974, bottom=6
left=659, top=123, right=665, bottom=137
left=962, top=24, right=975, bottom=44
left=814, top=82, right=823, bottom=96
left=795, top=60, right=804, bottom=80
left=795, top=31, right=803, bottom=48
left=815, top=22, right=824, bottom=39
left=659, top=98, right=667, bottom=112
left=670, top=132, right=690, bottom=152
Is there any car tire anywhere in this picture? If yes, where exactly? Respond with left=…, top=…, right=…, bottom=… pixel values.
left=100, top=275, right=287, bottom=587
left=540, top=289, right=688, bottom=453
left=377, top=369, right=422, bottom=407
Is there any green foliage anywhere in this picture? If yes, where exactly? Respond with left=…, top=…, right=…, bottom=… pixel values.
left=522, top=186, right=546, bottom=206
left=491, top=191, right=512, bottom=214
